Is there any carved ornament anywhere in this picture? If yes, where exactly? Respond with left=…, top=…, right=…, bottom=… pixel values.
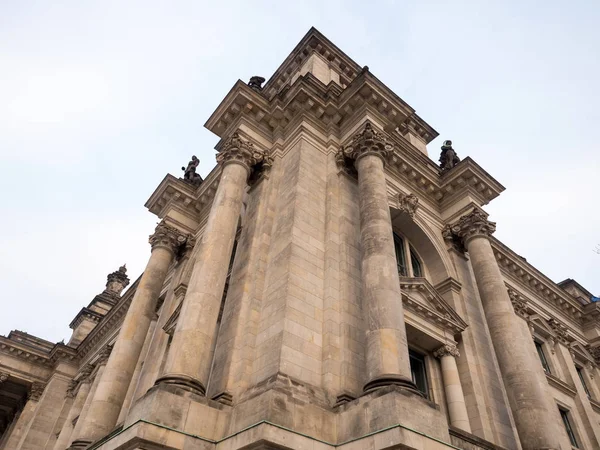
left=434, top=343, right=460, bottom=359
left=508, top=289, right=529, bottom=318
left=96, top=344, right=113, bottom=366
left=337, top=122, right=394, bottom=169
left=0, top=372, right=8, bottom=383
left=105, top=265, right=130, bottom=296
left=29, top=382, right=46, bottom=401
left=548, top=318, right=570, bottom=345
left=398, top=192, right=419, bottom=218
left=66, top=379, right=79, bottom=398
left=149, top=222, right=189, bottom=254
left=450, top=209, right=496, bottom=244
left=216, top=132, right=269, bottom=174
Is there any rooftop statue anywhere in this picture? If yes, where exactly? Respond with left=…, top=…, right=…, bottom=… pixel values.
left=248, top=76, right=265, bottom=91
left=182, top=155, right=203, bottom=187
left=439, top=140, right=460, bottom=172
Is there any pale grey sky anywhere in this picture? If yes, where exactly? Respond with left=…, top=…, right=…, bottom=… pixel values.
left=1, top=0, right=598, bottom=343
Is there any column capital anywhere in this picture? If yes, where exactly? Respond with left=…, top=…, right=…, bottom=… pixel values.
left=149, top=222, right=188, bottom=254
left=66, top=379, right=79, bottom=398
left=338, top=122, right=394, bottom=167
left=434, top=343, right=460, bottom=359
left=216, top=131, right=269, bottom=174
left=450, top=209, right=496, bottom=244
left=29, top=382, right=46, bottom=401
left=96, top=344, right=113, bottom=366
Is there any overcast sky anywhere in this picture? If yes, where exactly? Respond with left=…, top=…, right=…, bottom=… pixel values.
left=1, top=1, right=598, bottom=343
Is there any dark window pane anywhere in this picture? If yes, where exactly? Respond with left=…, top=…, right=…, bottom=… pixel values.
left=394, top=233, right=407, bottom=276
left=410, top=246, right=422, bottom=278
left=535, top=341, right=551, bottom=374
left=559, top=408, right=579, bottom=448
left=409, top=350, right=429, bottom=398
left=576, top=367, right=591, bottom=398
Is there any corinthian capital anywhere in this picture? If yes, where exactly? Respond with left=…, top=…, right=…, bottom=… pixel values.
left=149, top=222, right=188, bottom=254
left=216, top=132, right=269, bottom=174
left=96, top=344, right=113, bottom=366
left=29, top=382, right=46, bottom=401
left=338, top=122, right=394, bottom=167
left=450, top=209, right=496, bottom=243
left=434, top=343, right=460, bottom=359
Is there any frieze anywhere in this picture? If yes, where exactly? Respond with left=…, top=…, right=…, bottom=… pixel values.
left=492, top=238, right=584, bottom=325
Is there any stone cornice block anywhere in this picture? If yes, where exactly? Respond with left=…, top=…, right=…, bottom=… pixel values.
left=491, top=238, right=584, bottom=324
left=438, top=157, right=505, bottom=210
left=68, top=307, right=104, bottom=330
left=145, top=173, right=219, bottom=230
left=0, top=335, right=52, bottom=367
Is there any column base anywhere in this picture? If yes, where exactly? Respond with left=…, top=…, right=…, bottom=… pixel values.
left=363, top=374, right=422, bottom=396
left=154, top=374, right=206, bottom=396
left=68, top=439, right=92, bottom=449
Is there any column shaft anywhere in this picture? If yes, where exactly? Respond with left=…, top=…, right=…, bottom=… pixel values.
left=71, top=225, right=179, bottom=446
left=434, top=346, right=471, bottom=433
left=53, top=381, right=91, bottom=450
left=158, top=161, right=249, bottom=394
left=466, top=235, right=559, bottom=449
left=68, top=365, right=105, bottom=449
left=355, top=153, right=413, bottom=391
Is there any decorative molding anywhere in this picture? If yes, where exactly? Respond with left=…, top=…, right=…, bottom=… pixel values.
left=216, top=131, right=270, bottom=178
left=96, top=344, right=113, bottom=366
left=149, top=221, right=189, bottom=254
left=0, top=372, right=8, bottom=383
left=434, top=343, right=460, bottom=359
left=507, top=288, right=529, bottom=319
left=337, top=122, right=394, bottom=168
left=163, top=301, right=182, bottom=337
left=29, top=382, right=46, bottom=401
left=492, top=238, right=584, bottom=324
left=399, top=277, right=468, bottom=334
left=0, top=336, right=52, bottom=367
left=66, top=379, right=78, bottom=398
left=397, top=192, right=419, bottom=218
left=546, top=373, right=577, bottom=397
left=450, top=209, right=496, bottom=244
left=548, top=318, right=570, bottom=345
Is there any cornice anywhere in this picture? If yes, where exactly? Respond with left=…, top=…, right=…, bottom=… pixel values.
left=491, top=237, right=584, bottom=325
left=144, top=172, right=220, bottom=228
left=76, top=277, right=140, bottom=359
left=546, top=372, right=577, bottom=397
left=399, top=277, right=468, bottom=334
left=0, top=336, right=52, bottom=367
left=69, top=307, right=104, bottom=330
left=262, top=27, right=362, bottom=99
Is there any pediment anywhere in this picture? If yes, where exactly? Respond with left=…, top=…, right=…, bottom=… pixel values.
left=162, top=301, right=182, bottom=336
left=399, top=277, right=468, bottom=334
left=527, top=314, right=555, bottom=337
left=569, top=341, right=594, bottom=364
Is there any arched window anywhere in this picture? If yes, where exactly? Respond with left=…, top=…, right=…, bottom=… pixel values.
left=393, top=233, right=424, bottom=278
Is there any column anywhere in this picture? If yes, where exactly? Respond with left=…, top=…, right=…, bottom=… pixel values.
left=451, top=209, right=559, bottom=450
left=70, top=222, right=185, bottom=448
left=53, top=366, right=93, bottom=450
left=339, top=123, right=416, bottom=393
left=434, top=343, right=471, bottom=433
left=157, top=131, right=268, bottom=395
left=2, top=383, right=45, bottom=450
left=68, top=352, right=110, bottom=449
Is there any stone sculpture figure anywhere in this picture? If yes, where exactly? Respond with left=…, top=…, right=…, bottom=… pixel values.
left=248, top=76, right=265, bottom=91
left=182, top=156, right=203, bottom=187
left=439, top=140, right=460, bottom=172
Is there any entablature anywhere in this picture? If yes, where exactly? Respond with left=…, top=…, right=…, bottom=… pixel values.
left=492, top=238, right=584, bottom=327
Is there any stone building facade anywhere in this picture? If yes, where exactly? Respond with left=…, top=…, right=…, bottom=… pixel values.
left=1, top=28, right=599, bottom=450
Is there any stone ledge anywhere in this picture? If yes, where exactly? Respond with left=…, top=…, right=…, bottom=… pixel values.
left=92, top=419, right=463, bottom=450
